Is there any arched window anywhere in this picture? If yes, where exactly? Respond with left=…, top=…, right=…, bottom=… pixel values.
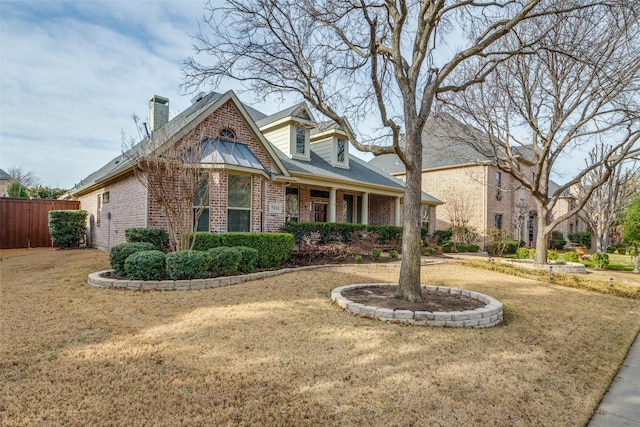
left=220, top=128, right=236, bottom=140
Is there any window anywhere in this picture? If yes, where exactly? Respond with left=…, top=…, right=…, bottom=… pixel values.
left=96, top=194, right=102, bottom=226
left=285, top=187, right=299, bottom=222
left=495, top=172, right=502, bottom=199
left=220, top=128, right=236, bottom=140
left=494, top=213, right=503, bottom=229
left=227, top=174, right=252, bottom=232
left=102, top=192, right=110, bottom=203
left=310, top=189, right=329, bottom=198
left=337, top=138, right=345, bottom=163
left=421, top=205, right=430, bottom=232
left=295, top=127, right=306, bottom=154
left=193, top=178, right=210, bottom=232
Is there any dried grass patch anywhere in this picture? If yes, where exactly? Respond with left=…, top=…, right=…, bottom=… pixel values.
left=2, top=249, right=640, bottom=426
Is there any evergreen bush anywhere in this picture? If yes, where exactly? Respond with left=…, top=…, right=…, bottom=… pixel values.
left=125, top=227, right=169, bottom=251
left=606, top=245, right=617, bottom=254
left=124, top=250, right=166, bottom=280
left=48, top=210, right=88, bottom=248
left=189, top=232, right=222, bottom=251
left=516, top=247, right=530, bottom=259
left=110, top=242, right=156, bottom=276
left=389, top=250, right=399, bottom=260
left=207, top=247, right=242, bottom=276
left=617, top=247, right=626, bottom=255
left=547, top=250, right=559, bottom=261
left=166, top=250, right=212, bottom=280
left=236, top=246, right=259, bottom=273
left=371, top=248, right=381, bottom=261
left=592, top=252, right=610, bottom=270
left=563, top=251, right=579, bottom=262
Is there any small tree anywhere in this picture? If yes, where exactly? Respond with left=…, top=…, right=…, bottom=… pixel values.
left=5, top=180, right=28, bottom=198
left=48, top=210, right=88, bottom=248
left=622, top=197, right=640, bottom=273
left=123, top=116, right=213, bottom=251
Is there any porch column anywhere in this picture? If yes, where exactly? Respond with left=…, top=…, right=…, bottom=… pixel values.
left=394, top=197, right=401, bottom=226
left=361, top=192, right=369, bottom=225
left=328, top=187, right=336, bottom=223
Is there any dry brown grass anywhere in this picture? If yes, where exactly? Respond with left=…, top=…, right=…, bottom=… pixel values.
left=2, top=248, right=640, bottom=426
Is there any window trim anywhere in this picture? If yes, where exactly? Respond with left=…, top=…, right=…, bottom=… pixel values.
left=227, top=174, right=252, bottom=232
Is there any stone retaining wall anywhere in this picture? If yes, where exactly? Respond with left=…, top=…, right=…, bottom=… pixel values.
left=331, top=283, right=503, bottom=328
left=500, top=259, right=586, bottom=274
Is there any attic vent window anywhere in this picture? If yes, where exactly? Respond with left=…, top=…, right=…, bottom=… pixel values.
left=337, top=138, right=345, bottom=163
left=220, top=128, right=236, bottom=140
left=295, top=127, right=306, bottom=154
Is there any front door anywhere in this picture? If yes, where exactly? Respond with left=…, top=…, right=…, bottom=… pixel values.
left=314, top=203, right=327, bottom=222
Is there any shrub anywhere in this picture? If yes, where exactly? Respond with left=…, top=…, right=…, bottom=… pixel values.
left=48, top=210, right=88, bottom=248
left=110, top=242, right=156, bottom=276
left=389, top=250, right=399, bottom=260
left=617, top=247, right=627, bottom=255
left=630, top=248, right=636, bottom=256
left=354, top=254, right=362, bottom=264
left=456, top=243, right=479, bottom=253
left=236, top=246, right=259, bottom=273
left=516, top=247, right=530, bottom=259
left=549, top=231, right=567, bottom=250
left=606, top=245, right=617, bottom=254
left=568, top=232, right=591, bottom=248
left=371, top=248, right=382, bottom=261
left=219, top=233, right=293, bottom=268
left=422, top=246, right=441, bottom=256
left=563, top=251, right=579, bottom=262
left=528, top=248, right=536, bottom=260
left=592, top=252, right=610, bottom=270
left=433, top=229, right=452, bottom=246
left=166, top=250, right=212, bottom=280
left=207, top=247, right=242, bottom=276
left=189, top=232, right=222, bottom=251
left=547, top=250, right=559, bottom=261
left=441, top=241, right=456, bottom=253
left=125, top=227, right=169, bottom=251
left=124, top=250, right=166, bottom=280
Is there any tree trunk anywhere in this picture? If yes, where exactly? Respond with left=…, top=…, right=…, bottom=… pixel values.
left=634, top=244, right=639, bottom=274
left=394, top=130, right=424, bottom=302
left=534, top=206, right=549, bottom=265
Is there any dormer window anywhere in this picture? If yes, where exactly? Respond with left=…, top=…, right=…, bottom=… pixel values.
left=337, top=138, right=345, bottom=163
left=220, top=128, right=236, bottom=140
left=295, top=127, right=306, bottom=154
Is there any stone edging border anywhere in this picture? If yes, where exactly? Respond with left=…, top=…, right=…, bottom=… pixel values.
left=500, top=259, right=587, bottom=274
left=86, top=259, right=443, bottom=291
left=331, top=283, right=503, bottom=328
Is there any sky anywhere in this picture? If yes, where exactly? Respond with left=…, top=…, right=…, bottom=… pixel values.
left=0, top=0, right=298, bottom=189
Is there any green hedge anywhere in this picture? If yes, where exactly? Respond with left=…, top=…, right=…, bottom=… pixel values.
left=220, top=233, right=293, bottom=268
left=549, top=231, right=566, bottom=250
left=124, top=250, right=166, bottom=280
left=279, top=222, right=407, bottom=246
left=110, top=242, right=156, bottom=276
left=236, top=246, right=259, bottom=273
left=208, top=247, right=242, bottom=276
left=433, top=229, right=452, bottom=246
left=592, top=252, right=610, bottom=270
left=190, top=232, right=222, bottom=251
left=606, top=245, right=617, bottom=254
left=125, top=227, right=169, bottom=251
left=166, top=250, right=212, bottom=280
left=48, top=210, right=88, bottom=248
left=455, top=243, right=479, bottom=253
left=516, top=247, right=530, bottom=259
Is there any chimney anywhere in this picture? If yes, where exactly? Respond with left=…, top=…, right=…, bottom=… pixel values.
left=148, top=95, right=169, bottom=133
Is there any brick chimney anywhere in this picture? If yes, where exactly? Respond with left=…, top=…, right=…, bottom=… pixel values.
left=148, top=95, right=169, bottom=133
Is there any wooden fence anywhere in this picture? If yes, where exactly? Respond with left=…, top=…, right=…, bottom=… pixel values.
left=0, top=198, right=80, bottom=249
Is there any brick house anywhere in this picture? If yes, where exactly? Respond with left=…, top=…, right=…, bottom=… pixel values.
left=0, top=168, right=11, bottom=197
left=369, top=114, right=582, bottom=249
left=67, top=91, right=441, bottom=250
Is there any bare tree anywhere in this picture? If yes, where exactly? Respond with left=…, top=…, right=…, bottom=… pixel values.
left=579, top=147, right=639, bottom=252
left=444, top=193, right=477, bottom=244
left=439, top=3, right=640, bottom=264
left=184, top=0, right=591, bottom=301
left=6, top=165, right=40, bottom=188
left=123, top=117, right=212, bottom=251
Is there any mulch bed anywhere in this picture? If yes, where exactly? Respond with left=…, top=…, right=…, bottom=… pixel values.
left=341, top=285, right=485, bottom=312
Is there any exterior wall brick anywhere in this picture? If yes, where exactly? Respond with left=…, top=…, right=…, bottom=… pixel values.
left=78, top=174, right=147, bottom=250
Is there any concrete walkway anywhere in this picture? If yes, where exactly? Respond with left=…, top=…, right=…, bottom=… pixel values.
left=588, top=332, right=640, bottom=426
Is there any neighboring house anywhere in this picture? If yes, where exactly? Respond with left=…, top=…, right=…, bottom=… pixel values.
left=0, top=168, right=12, bottom=196
left=369, top=114, right=581, bottom=249
left=67, top=90, right=441, bottom=250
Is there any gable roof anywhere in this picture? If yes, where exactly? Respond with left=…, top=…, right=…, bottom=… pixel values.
left=0, top=168, right=12, bottom=181
left=69, top=91, right=290, bottom=196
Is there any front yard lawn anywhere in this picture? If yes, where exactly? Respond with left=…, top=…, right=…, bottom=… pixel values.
left=2, top=248, right=640, bottom=426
